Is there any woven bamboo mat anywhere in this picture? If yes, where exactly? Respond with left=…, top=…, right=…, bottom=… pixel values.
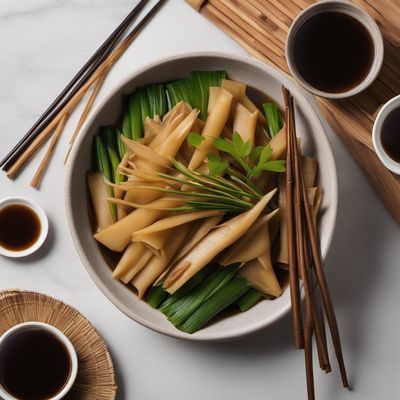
left=187, top=0, right=400, bottom=223
left=0, top=290, right=117, bottom=400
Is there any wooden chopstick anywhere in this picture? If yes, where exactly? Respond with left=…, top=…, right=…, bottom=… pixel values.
left=0, top=0, right=149, bottom=171
left=3, top=0, right=167, bottom=182
left=64, top=73, right=107, bottom=164
left=30, top=115, right=69, bottom=189
left=282, top=85, right=349, bottom=396
left=284, top=92, right=304, bottom=350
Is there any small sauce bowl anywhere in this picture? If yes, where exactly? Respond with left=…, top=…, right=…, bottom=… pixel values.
left=0, top=197, right=48, bottom=258
left=286, top=0, right=384, bottom=98
left=372, top=95, right=400, bottom=175
left=0, top=322, right=78, bottom=400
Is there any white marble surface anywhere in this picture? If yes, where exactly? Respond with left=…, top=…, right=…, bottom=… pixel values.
left=0, top=0, right=399, bottom=399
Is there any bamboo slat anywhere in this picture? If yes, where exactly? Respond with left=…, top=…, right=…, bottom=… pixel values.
left=189, top=0, right=400, bottom=223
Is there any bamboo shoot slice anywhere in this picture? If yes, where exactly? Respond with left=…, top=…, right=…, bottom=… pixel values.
left=164, top=189, right=277, bottom=293
left=219, top=209, right=279, bottom=266
left=94, top=197, right=181, bottom=252
left=121, top=248, right=153, bottom=284
left=87, top=172, right=113, bottom=231
left=132, top=224, right=191, bottom=297
left=132, top=210, right=223, bottom=237
left=188, top=88, right=233, bottom=170
left=171, top=215, right=223, bottom=264
left=239, top=258, right=282, bottom=298
left=112, top=242, right=147, bottom=279
left=233, top=102, right=258, bottom=144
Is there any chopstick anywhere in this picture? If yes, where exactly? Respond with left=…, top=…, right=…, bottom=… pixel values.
left=1, top=0, right=167, bottom=182
left=282, top=86, right=348, bottom=398
left=0, top=0, right=148, bottom=171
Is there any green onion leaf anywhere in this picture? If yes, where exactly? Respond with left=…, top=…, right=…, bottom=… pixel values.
left=93, top=135, right=117, bottom=221
left=167, top=263, right=241, bottom=327
left=178, top=277, right=249, bottom=334
left=237, top=288, right=264, bottom=312
left=263, top=103, right=284, bottom=137
left=146, top=285, right=168, bottom=308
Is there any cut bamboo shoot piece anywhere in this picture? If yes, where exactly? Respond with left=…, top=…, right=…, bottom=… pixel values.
left=86, top=172, right=113, bottom=231
left=132, top=224, right=190, bottom=297
left=233, top=102, right=258, bottom=144
left=94, top=197, right=181, bottom=252
left=164, top=189, right=277, bottom=293
left=188, top=88, right=233, bottom=170
left=112, top=242, right=147, bottom=279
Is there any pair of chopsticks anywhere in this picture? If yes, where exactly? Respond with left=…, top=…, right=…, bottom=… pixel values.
left=0, top=0, right=167, bottom=188
left=282, top=86, right=348, bottom=399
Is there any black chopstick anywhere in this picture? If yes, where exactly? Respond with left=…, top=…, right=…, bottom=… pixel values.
left=0, top=0, right=153, bottom=171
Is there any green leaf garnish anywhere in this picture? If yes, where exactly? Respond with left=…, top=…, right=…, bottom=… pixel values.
left=262, top=160, right=286, bottom=172
left=188, top=132, right=206, bottom=149
left=207, top=154, right=229, bottom=176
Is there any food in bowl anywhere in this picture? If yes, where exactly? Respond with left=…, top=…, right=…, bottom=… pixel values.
left=86, top=70, right=322, bottom=334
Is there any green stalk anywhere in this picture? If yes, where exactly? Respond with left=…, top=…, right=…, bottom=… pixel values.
left=146, top=285, right=168, bottom=308
left=123, top=88, right=151, bottom=140
left=167, top=263, right=241, bottom=326
left=146, top=84, right=167, bottom=118
left=237, top=288, right=264, bottom=312
left=178, top=277, right=250, bottom=334
left=159, top=263, right=216, bottom=313
left=117, top=133, right=126, bottom=161
left=94, top=135, right=117, bottom=221
left=166, top=78, right=192, bottom=109
left=190, top=71, right=226, bottom=120
left=263, top=103, right=284, bottom=137
left=101, top=127, right=124, bottom=185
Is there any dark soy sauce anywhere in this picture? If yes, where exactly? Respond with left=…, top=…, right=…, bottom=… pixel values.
left=293, top=11, right=374, bottom=93
left=0, top=204, right=41, bottom=251
left=381, top=107, right=400, bottom=163
left=0, top=328, right=71, bottom=400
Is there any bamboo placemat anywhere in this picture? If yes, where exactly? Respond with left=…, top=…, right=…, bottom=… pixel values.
left=187, top=0, right=400, bottom=223
left=0, top=290, right=117, bottom=400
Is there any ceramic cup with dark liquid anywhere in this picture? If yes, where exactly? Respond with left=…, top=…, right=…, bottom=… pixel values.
left=0, top=322, right=78, bottom=400
left=285, top=0, right=384, bottom=99
left=373, top=95, right=400, bottom=175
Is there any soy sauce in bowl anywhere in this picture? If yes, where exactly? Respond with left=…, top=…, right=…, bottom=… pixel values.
left=381, top=107, right=400, bottom=163
left=0, top=197, right=48, bottom=258
left=0, top=204, right=41, bottom=252
left=292, top=11, right=374, bottom=94
left=0, top=327, right=72, bottom=400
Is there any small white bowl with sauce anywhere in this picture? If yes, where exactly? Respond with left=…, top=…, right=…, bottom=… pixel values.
left=372, top=95, right=400, bottom=175
left=0, top=197, right=48, bottom=258
left=0, top=322, right=78, bottom=400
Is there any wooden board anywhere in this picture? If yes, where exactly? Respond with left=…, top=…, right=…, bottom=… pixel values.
left=187, top=0, right=400, bottom=223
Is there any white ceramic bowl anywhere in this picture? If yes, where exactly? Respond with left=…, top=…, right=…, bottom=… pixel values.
left=0, top=322, right=78, bottom=400
left=286, top=0, right=384, bottom=99
left=65, top=53, right=337, bottom=341
left=372, top=94, right=400, bottom=175
left=0, top=197, right=48, bottom=258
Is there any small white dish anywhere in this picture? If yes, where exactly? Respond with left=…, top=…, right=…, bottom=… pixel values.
left=286, top=0, right=384, bottom=99
left=0, top=322, right=78, bottom=400
left=0, top=197, right=48, bottom=258
left=372, top=95, right=400, bottom=175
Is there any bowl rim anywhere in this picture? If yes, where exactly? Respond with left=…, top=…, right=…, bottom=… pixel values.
left=65, top=51, right=338, bottom=341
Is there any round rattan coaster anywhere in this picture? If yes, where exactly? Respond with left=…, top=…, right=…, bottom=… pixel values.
left=0, top=290, right=117, bottom=400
